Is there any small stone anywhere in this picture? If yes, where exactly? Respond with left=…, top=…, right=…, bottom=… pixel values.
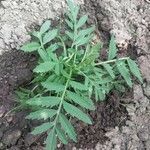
left=6, top=115, right=13, bottom=123
left=145, top=0, right=150, bottom=4
left=24, top=133, right=40, bottom=146
left=144, top=84, right=150, bottom=98
left=0, top=142, right=5, bottom=149
left=0, top=106, right=6, bottom=118
left=145, top=139, right=150, bottom=148
left=0, top=130, right=3, bottom=139
left=138, top=56, right=150, bottom=82
left=9, top=146, right=20, bottom=150
left=138, top=128, right=149, bottom=141
left=2, top=129, right=22, bottom=146
left=126, top=104, right=136, bottom=115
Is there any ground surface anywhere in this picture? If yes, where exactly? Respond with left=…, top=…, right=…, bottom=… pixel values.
left=0, top=0, right=150, bottom=150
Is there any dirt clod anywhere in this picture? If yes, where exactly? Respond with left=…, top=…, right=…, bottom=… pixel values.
left=2, top=129, right=22, bottom=146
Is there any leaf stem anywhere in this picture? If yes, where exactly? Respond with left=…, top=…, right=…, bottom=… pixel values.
left=52, top=70, right=72, bottom=130
left=94, top=57, right=129, bottom=66
left=81, top=44, right=89, bottom=63
left=39, top=37, right=45, bottom=50
left=58, top=36, right=67, bottom=57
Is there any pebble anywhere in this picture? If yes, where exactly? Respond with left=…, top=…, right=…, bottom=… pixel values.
left=2, top=129, right=22, bottom=146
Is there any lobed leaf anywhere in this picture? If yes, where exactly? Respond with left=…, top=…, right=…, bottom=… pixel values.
left=54, top=62, right=61, bottom=76
left=59, top=114, right=77, bottom=142
left=67, top=91, right=95, bottom=110
left=46, top=43, right=59, bottom=53
left=63, top=101, right=92, bottom=124
left=116, top=61, right=132, bottom=87
left=26, top=96, right=61, bottom=107
left=75, top=35, right=92, bottom=46
left=31, top=122, right=53, bottom=135
left=43, top=29, right=58, bottom=44
left=45, top=129, right=57, bottom=150
left=127, top=59, right=143, bottom=83
left=20, top=42, right=40, bottom=52
left=108, top=35, right=117, bottom=60
left=33, top=62, right=55, bottom=73
left=56, top=126, right=68, bottom=144
left=70, top=81, right=88, bottom=91
left=76, top=15, right=88, bottom=29
left=77, top=26, right=95, bottom=40
left=66, top=31, right=74, bottom=40
left=40, top=20, right=51, bottom=34
left=32, top=31, right=40, bottom=38
left=103, top=63, right=115, bottom=79
left=73, top=5, right=80, bottom=21
left=26, top=109, right=57, bottom=120
left=65, top=19, right=73, bottom=29
left=114, top=83, right=126, bottom=92
left=42, top=81, right=65, bottom=92
left=38, top=48, right=49, bottom=61
left=67, top=0, right=75, bottom=15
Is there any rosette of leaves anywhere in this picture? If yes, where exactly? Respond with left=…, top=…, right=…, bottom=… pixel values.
left=19, top=0, right=143, bottom=149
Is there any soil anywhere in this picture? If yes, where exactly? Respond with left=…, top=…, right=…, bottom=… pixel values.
left=0, top=50, right=129, bottom=150
left=0, top=0, right=150, bottom=150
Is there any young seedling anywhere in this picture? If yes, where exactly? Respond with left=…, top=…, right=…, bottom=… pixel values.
left=19, top=0, right=142, bottom=149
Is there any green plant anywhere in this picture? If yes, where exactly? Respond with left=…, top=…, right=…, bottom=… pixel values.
left=19, top=0, right=142, bottom=149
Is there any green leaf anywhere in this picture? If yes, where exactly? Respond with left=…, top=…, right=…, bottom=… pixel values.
left=31, top=74, right=46, bottom=83
left=56, top=126, right=68, bottom=144
left=63, top=101, right=92, bottom=124
left=42, top=81, right=65, bottom=92
left=26, top=109, right=57, bottom=120
left=46, top=43, right=59, bottom=53
left=70, top=81, right=88, bottom=91
left=38, top=48, right=49, bottom=61
left=75, top=35, right=92, bottom=46
left=97, top=89, right=106, bottom=101
left=76, top=15, right=88, bottom=29
left=66, top=31, right=74, bottom=40
left=74, top=5, right=80, bottom=21
left=65, top=19, right=73, bottom=29
left=108, top=35, right=117, bottom=60
left=31, top=122, right=53, bottom=135
left=77, top=26, right=95, bottom=39
left=40, top=20, right=51, bottom=34
left=114, top=83, right=126, bottom=92
left=26, top=96, right=61, bottom=107
left=116, top=61, right=132, bottom=87
left=85, top=43, right=101, bottom=62
left=59, top=114, right=77, bottom=142
left=33, top=62, right=55, bottom=73
left=127, top=59, right=143, bottom=83
left=97, top=76, right=113, bottom=84
left=103, top=64, right=115, bottom=79
left=54, top=63, right=60, bottom=75
left=67, top=0, right=79, bottom=21
left=67, top=91, right=95, bottom=110
left=20, top=42, right=40, bottom=52
left=45, top=129, right=57, bottom=150
left=66, top=11, right=73, bottom=22
left=32, top=31, right=40, bottom=38
left=43, top=29, right=58, bottom=44
left=67, top=0, right=75, bottom=14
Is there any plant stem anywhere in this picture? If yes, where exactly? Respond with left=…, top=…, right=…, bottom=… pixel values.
left=81, top=44, right=89, bottom=63
left=52, top=70, right=72, bottom=130
left=94, top=57, right=129, bottom=66
left=73, top=45, right=78, bottom=63
left=39, top=37, right=45, bottom=50
left=58, top=36, right=67, bottom=57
